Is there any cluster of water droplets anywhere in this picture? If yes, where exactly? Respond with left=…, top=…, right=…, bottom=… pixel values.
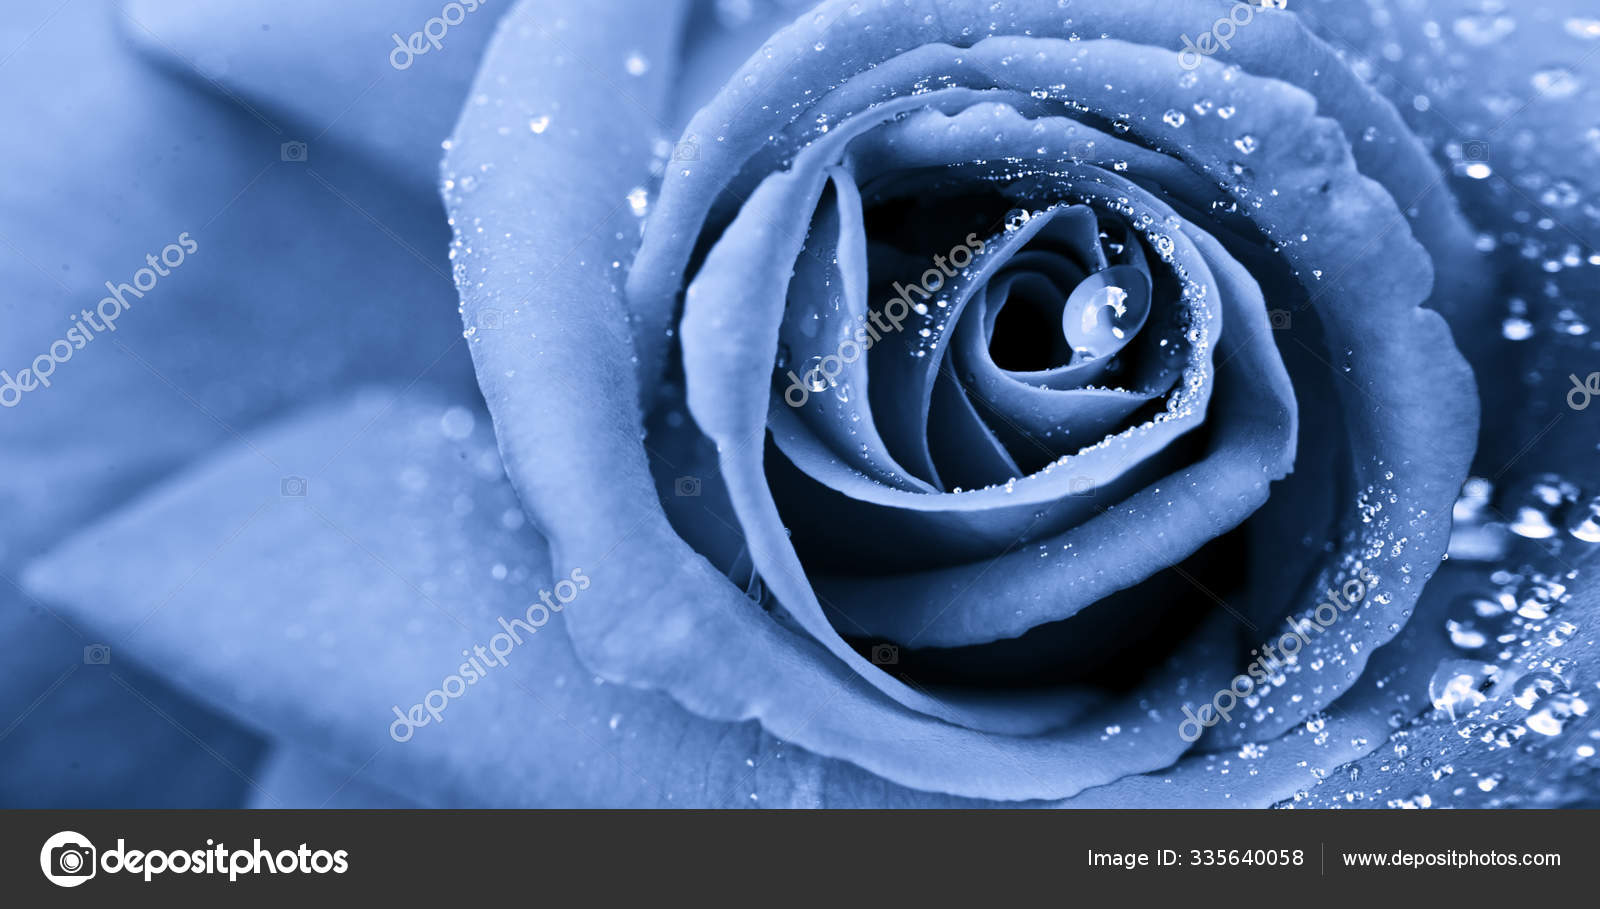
left=990, top=185, right=1213, bottom=488
left=1405, top=5, right=1600, bottom=358
left=1427, top=475, right=1596, bottom=743
left=1284, top=470, right=1599, bottom=806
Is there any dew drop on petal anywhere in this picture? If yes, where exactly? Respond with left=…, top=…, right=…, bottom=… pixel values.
left=439, top=406, right=476, bottom=440
left=1501, top=316, right=1533, bottom=340
left=1565, top=18, right=1600, bottom=40
left=1532, top=67, right=1582, bottom=98
left=1428, top=659, right=1496, bottom=720
left=1566, top=497, right=1600, bottom=542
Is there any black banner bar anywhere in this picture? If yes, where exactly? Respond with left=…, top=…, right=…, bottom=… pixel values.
left=1, top=809, right=1591, bottom=901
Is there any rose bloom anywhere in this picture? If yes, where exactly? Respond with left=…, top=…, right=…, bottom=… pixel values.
left=8, top=0, right=1598, bottom=808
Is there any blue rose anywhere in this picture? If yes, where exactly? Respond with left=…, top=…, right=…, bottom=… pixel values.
left=446, top=0, right=1487, bottom=803
left=8, top=0, right=1599, bottom=808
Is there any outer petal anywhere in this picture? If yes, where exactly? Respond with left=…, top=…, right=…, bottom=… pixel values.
left=0, top=595, right=265, bottom=807
left=1284, top=547, right=1600, bottom=808
left=24, top=389, right=832, bottom=808
left=626, top=0, right=1488, bottom=391
left=808, top=564, right=1463, bottom=808
left=120, top=0, right=504, bottom=186
left=0, top=0, right=489, bottom=807
left=1294, top=0, right=1598, bottom=471
left=0, top=0, right=483, bottom=564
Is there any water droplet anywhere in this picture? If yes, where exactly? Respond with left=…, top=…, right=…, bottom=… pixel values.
left=1445, top=592, right=1514, bottom=655
left=1232, top=134, right=1258, bottom=155
left=1566, top=497, right=1600, bottom=542
left=1501, top=316, right=1533, bottom=340
left=528, top=115, right=551, bottom=134
left=1162, top=109, right=1186, bottom=127
left=802, top=356, right=830, bottom=392
left=1448, top=477, right=1511, bottom=562
left=1429, top=659, right=1497, bottom=720
left=1452, top=14, right=1516, bottom=46
left=439, top=406, right=476, bottom=440
left=1539, top=179, right=1581, bottom=208
left=1503, top=475, right=1576, bottom=539
left=1532, top=67, right=1582, bottom=98
left=1510, top=670, right=1564, bottom=711
left=1565, top=18, right=1600, bottom=40
left=626, top=186, right=649, bottom=216
left=1545, top=620, right=1579, bottom=648
left=1061, top=265, right=1151, bottom=361
left=1453, top=476, right=1493, bottom=521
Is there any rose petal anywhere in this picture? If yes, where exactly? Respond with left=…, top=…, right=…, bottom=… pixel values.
left=23, top=389, right=834, bottom=808
left=628, top=0, right=1487, bottom=393
left=119, top=0, right=503, bottom=186
left=772, top=170, right=936, bottom=493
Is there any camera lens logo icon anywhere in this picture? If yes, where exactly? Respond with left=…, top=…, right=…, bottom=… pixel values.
left=40, top=831, right=96, bottom=887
